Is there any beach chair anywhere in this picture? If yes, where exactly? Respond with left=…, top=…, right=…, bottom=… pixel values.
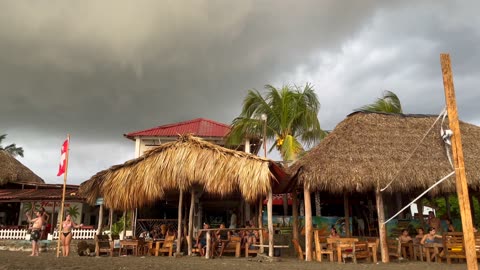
left=314, top=231, right=333, bottom=262
left=95, top=234, right=114, bottom=257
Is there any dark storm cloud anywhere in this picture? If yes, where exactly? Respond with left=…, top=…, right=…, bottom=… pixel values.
left=1, top=1, right=479, bottom=184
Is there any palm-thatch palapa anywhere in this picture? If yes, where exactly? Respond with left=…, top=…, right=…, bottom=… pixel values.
left=0, top=150, right=44, bottom=185
left=288, top=110, right=480, bottom=263
left=289, top=111, right=480, bottom=194
left=79, top=134, right=287, bottom=211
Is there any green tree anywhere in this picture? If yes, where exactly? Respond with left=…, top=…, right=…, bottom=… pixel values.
left=0, top=134, right=24, bottom=157
left=356, top=90, right=403, bottom=113
left=66, top=205, right=80, bottom=221
left=227, top=84, right=325, bottom=217
left=226, top=84, right=325, bottom=162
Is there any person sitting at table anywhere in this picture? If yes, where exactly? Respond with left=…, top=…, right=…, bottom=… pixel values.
left=214, top=223, right=230, bottom=257
left=421, top=227, right=443, bottom=261
left=399, top=229, right=412, bottom=243
left=329, top=227, right=340, bottom=238
left=196, top=223, right=210, bottom=256
left=414, top=227, right=425, bottom=244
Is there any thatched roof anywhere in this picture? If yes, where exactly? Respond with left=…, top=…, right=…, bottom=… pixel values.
left=289, top=111, right=480, bottom=194
left=0, top=150, right=44, bottom=185
left=79, top=135, right=287, bottom=210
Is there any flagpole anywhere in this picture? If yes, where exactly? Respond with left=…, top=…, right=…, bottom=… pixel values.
left=56, top=134, right=70, bottom=258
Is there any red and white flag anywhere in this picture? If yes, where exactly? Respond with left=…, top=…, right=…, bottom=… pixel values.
left=57, top=138, right=69, bottom=176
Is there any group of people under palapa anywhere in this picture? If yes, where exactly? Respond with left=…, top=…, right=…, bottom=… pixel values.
left=25, top=207, right=82, bottom=257
left=195, top=219, right=259, bottom=257
left=396, top=211, right=479, bottom=261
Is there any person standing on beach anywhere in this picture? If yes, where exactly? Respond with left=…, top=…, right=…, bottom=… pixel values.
left=60, top=214, right=83, bottom=256
left=427, top=211, right=442, bottom=235
left=39, top=207, right=49, bottom=239
left=229, top=210, right=237, bottom=229
left=26, top=211, right=43, bottom=256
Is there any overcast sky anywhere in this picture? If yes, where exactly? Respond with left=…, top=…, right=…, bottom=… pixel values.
left=1, top=1, right=479, bottom=185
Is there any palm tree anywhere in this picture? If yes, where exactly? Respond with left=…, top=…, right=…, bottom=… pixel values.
left=357, top=90, right=403, bottom=113
left=227, top=84, right=325, bottom=216
left=227, top=83, right=325, bottom=162
left=0, top=134, right=24, bottom=157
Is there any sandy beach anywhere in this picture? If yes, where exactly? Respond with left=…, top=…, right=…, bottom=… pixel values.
left=0, top=250, right=469, bottom=270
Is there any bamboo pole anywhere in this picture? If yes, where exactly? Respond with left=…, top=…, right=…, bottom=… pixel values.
left=177, top=190, right=184, bottom=256
left=344, top=192, right=350, bottom=237
left=304, top=187, right=312, bottom=261
left=188, top=190, right=195, bottom=255
left=292, top=191, right=299, bottom=241
left=267, top=189, right=274, bottom=257
left=441, top=53, right=478, bottom=270
left=376, top=187, right=389, bottom=263
left=56, top=135, right=70, bottom=258
left=109, top=208, right=113, bottom=233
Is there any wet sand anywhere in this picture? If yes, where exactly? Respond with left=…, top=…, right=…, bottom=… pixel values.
left=0, top=250, right=469, bottom=270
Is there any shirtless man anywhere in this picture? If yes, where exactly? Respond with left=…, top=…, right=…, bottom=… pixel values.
left=427, top=211, right=442, bottom=235
left=26, top=211, right=44, bottom=256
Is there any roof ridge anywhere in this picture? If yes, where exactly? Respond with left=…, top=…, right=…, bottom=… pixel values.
left=125, top=118, right=231, bottom=138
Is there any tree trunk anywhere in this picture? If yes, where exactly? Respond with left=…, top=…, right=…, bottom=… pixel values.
left=304, top=188, right=312, bottom=261
left=292, top=191, right=299, bottom=241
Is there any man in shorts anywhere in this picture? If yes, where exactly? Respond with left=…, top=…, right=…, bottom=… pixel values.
left=26, top=211, right=44, bottom=256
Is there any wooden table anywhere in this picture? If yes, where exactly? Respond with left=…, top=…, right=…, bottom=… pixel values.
left=119, top=239, right=140, bottom=256
left=368, top=241, right=378, bottom=263
left=424, top=243, right=443, bottom=263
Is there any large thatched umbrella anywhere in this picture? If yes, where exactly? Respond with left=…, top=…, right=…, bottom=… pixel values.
left=80, top=135, right=287, bottom=256
left=80, top=134, right=286, bottom=209
left=289, top=111, right=480, bottom=262
left=0, top=150, right=44, bottom=185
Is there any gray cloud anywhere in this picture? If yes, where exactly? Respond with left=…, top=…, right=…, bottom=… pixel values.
left=1, top=1, right=479, bottom=184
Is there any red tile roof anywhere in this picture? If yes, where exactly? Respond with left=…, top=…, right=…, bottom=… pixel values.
left=0, top=189, right=83, bottom=201
left=124, top=118, right=231, bottom=140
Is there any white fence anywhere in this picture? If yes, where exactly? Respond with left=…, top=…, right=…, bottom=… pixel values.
left=0, top=229, right=96, bottom=240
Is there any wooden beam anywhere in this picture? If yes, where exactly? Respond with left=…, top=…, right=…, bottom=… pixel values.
left=304, top=187, right=313, bottom=261
left=177, top=190, right=183, bottom=255
left=188, top=190, right=195, bottom=255
left=292, top=191, right=299, bottom=241
left=344, top=192, right=350, bottom=237
left=267, top=190, right=274, bottom=257
left=441, top=53, right=478, bottom=270
left=376, top=188, right=389, bottom=263
left=96, top=204, right=104, bottom=235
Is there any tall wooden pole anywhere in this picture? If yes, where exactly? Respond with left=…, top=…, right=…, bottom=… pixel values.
left=267, top=190, right=274, bottom=257
left=188, top=190, right=195, bottom=255
left=258, top=198, right=264, bottom=254
left=96, top=204, right=104, bottom=235
left=292, top=191, right=299, bottom=241
left=177, top=190, right=183, bottom=256
left=441, top=53, right=478, bottom=270
left=376, top=188, right=389, bottom=263
left=56, top=135, right=70, bottom=258
left=304, top=187, right=313, bottom=261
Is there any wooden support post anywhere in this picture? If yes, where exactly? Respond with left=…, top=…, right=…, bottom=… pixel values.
left=417, top=199, right=425, bottom=228
left=206, top=231, right=211, bottom=259
left=188, top=190, right=195, bottom=255
left=109, top=208, right=113, bottom=233
left=304, top=187, right=312, bottom=261
left=177, top=190, right=183, bottom=256
left=376, top=188, right=389, bottom=263
left=258, top=198, right=264, bottom=254
left=344, top=192, right=350, bottom=237
left=267, top=190, right=274, bottom=257
left=396, top=194, right=404, bottom=219
left=441, top=53, right=478, bottom=270
left=292, top=191, right=299, bottom=241
left=97, top=204, right=104, bottom=235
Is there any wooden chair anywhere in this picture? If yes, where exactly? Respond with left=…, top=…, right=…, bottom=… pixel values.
left=387, top=238, right=401, bottom=261
left=157, top=235, right=175, bottom=256
left=95, top=234, right=113, bottom=257
left=314, top=231, right=333, bottom=262
left=443, top=232, right=465, bottom=264
left=220, top=236, right=242, bottom=257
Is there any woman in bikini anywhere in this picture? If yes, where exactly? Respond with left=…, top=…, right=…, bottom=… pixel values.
left=60, top=214, right=82, bottom=256
left=421, top=227, right=443, bottom=260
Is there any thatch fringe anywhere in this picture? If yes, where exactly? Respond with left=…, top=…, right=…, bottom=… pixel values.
left=289, top=111, right=480, bottom=195
left=80, top=135, right=281, bottom=210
